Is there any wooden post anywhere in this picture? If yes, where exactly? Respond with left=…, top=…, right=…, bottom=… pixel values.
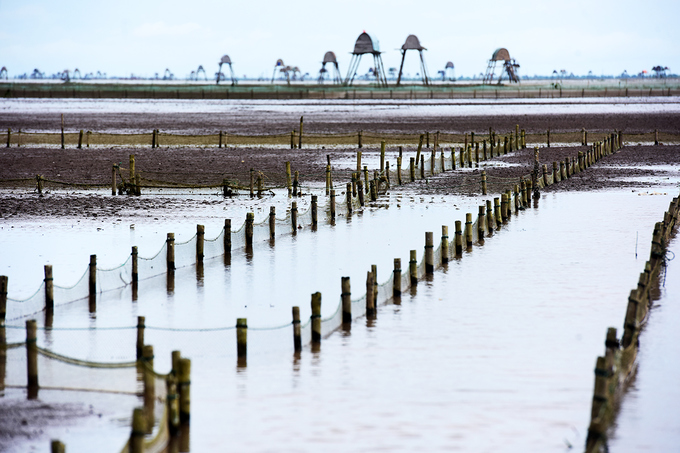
left=393, top=259, right=401, bottom=297
left=135, top=174, right=141, bottom=196
left=330, top=189, right=336, bottom=220
left=298, top=116, right=303, bottom=149
left=465, top=213, right=473, bottom=247
left=426, top=131, right=430, bottom=148
left=142, top=344, right=155, bottom=433
left=542, top=164, right=549, bottom=186
left=380, top=141, right=386, bottom=172
left=26, top=319, right=38, bottom=388
left=130, top=408, right=146, bottom=453
left=218, top=130, right=223, bottom=148
left=467, top=145, right=473, bottom=168
left=481, top=171, right=487, bottom=195
left=430, top=149, right=435, bottom=175
left=152, top=129, right=156, bottom=148
left=441, top=226, right=449, bottom=264
left=424, top=232, right=434, bottom=274
left=451, top=148, right=456, bottom=170
left=654, top=129, right=658, bottom=145
left=178, top=358, right=191, bottom=423
left=311, top=195, right=318, bottom=229
left=366, top=270, right=375, bottom=317
left=494, top=197, right=502, bottom=227
left=77, top=130, right=83, bottom=149
left=504, top=136, right=508, bottom=154
left=111, top=164, right=117, bottom=195
left=356, top=150, right=362, bottom=173
left=464, top=132, right=468, bottom=150
left=515, top=124, right=519, bottom=150
left=292, top=307, right=302, bottom=352
left=245, top=213, right=254, bottom=247
left=521, top=179, right=527, bottom=206
left=506, top=190, right=513, bottom=217
left=454, top=220, right=463, bottom=255
left=325, top=164, right=331, bottom=195
left=415, top=134, right=424, bottom=167
left=501, top=194, right=508, bottom=220
left=553, top=161, right=560, bottom=183
left=257, top=174, right=263, bottom=198
left=409, top=250, right=418, bottom=286
left=196, top=225, right=205, bottom=262
left=477, top=205, right=486, bottom=240
left=397, top=157, right=402, bottom=185
left=51, top=440, right=66, bottom=453
left=5, top=128, right=9, bottom=148
left=471, top=131, right=475, bottom=148
left=341, top=277, right=352, bottom=324
left=236, top=318, right=247, bottom=359
left=486, top=200, right=494, bottom=233
left=293, top=170, right=299, bottom=197
left=459, top=148, right=464, bottom=169
left=369, top=181, right=377, bottom=202
left=483, top=140, right=487, bottom=161
left=88, top=254, right=97, bottom=297
left=474, top=142, right=479, bottom=165
left=166, top=233, right=175, bottom=270
left=129, top=154, right=135, bottom=183
left=346, top=183, right=352, bottom=215
left=358, top=130, right=362, bottom=148
left=60, top=114, right=65, bottom=149
left=136, top=316, right=145, bottom=359
left=290, top=131, right=295, bottom=149
left=166, top=374, right=180, bottom=435
left=0, top=276, right=6, bottom=323
left=44, top=265, right=54, bottom=311
left=409, top=157, right=415, bottom=182
left=249, top=169, right=255, bottom=198
left=420, top=155, right=425, bottom=179
left=547, top=128, right=550, bottom=148
left=363, top=166, right=369, bottom=193
left=291, top=202, right=298, bottom=233
left=269, top=207, right=276, bottom=241
left=565, top=157, right=571, bottom=177
left=285, top=162, right=292, bottom=196
left=224, top=219, right=232, bottom=254
left=311, top=292, right=321, bottom=344
left=590, top=356, right=609, bottom=420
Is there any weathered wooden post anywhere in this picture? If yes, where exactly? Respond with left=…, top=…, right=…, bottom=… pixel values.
left=486, top=200, right=495, bottom=234
left=311, top=195, right=318, bottom=229
left=43, top=265, right=54, bottom=311
left=142, top=344, right=155, bottom=433
left=330, top=189, right=336, bottom=220
left=0, top=276, right=6, bottom=323
left=285, top=162, right=292, bottom=196
left=501, top=194, right=508, bottom=220
left=459, top=148, right=464, bottom=168
left=290, top=131, right=295, bottom=149
left=481, top=170, right=487, bottom=195
left=298, top=116, right=303, bottom=149
left=257, top=174, right=263, bottom=198
left=451, top=148, right=456, bottom=170
left=426, top=131, right=430, bottom=148
left=477, top=206, right=486, bottom=240
left=51, top=440, right=65, bottom=453
left=165, top=233, right=175, bottom=271
left=506, top=190, right=513, bottom=217
left=245, top=213, right=254, bottom=248
left=340, top=277, right=352, bottom=325
left=325, top=164, right=331, bottom=195
left=130, top=407, right=145, bottom=453
left=425, top=232, right=434, bottom=274
left=415, top=134, right=424, bottom=167
left=178, top=357, right=191, bottom=423
left=60, top=114, right=65, bottom=149
left=520, top=179, right=527, bottom=206
left=393, top=259, right=401, bottom=297
left=135, top=316, right=145, bottom=360
left=474, top=142, right=479, bottom=165
left=269, top=207, right=276, bottom=242
left=88, top=254, right=97, bottom=298
left=654, top=129, right=659, bottom=145
left=366, top=270, right=376, bottom=317
left=291, top=202, right=298, bottom=233
left=218, top=130, right=223, bottom=148
left=311, top=292, right=321, bottom=344
left=26, top=319, right=38, bottom=389
left=224, top=219, right=232, bottom=255
left=346, top=183, right=352, bottom=215
left=380, top=140, right=386, bottom=172
left=454, top=221, right=463, bottom=255
left=397, top=157, right=402, bottom=185
left=5, top=128, right=10, bottom=148
left=196, top=225, right=205, bottom=263
left=441, top=226, right=449, bottom=264
left=77, top=130, right=83, bottom=149
left=409, top=250, right=418, bottom=286
left=293, top=171, right=299, bottom=197
left=409, top=157, right=415, bottom=182
left=420, top=156, right=425, bottom=178
left=292, top=307, right=302, bottom=351
left=494, top=197, right=502, bottom=227
left=166, top=373, right=180, bottom=435
left=590, top=356, right=609, bottom=420
left=503, top=136, right=507, bottom=154
left=482, top=140, right=488, bottom=160
left=363, top=166, right=370, bottom=193
left=515, top=124, right=519, bottom=149
left=236, top=318, right=247, bottom=359
left=358, top=130, right=363, bottom=148
left=465, top=213, right=473, bottom=247
left=129, top=154, right=135, bottom=184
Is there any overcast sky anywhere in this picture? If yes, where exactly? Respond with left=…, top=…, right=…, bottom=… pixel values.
left=1, top=0, right=678, bottom=80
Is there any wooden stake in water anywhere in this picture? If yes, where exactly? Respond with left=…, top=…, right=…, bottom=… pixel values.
left=0, top=276, right=7, bottom=323
left=311, top=292, right=321, bottom=344
left=285, top=162, right=292, bottom=196
left=166, top=233, right=175, bottom=271
left=178, top=358, right=191, bottom=423
left=26, top=319, right=38, bottom=388
left=346, top=183, right=352, bottom=215
left=366, top=270, right=376, bottom=318
left=196, top=225, right=205, bottom=262
left=5, top=128, right=9, bottom=148
left=298, top=116, right=303, bottom=149
left=380, top=140, right=386, bottom=172
left=441, top=226, right=449, bottom=264
left=89, top=254, right=97, bottom=297
left=393, top=259, right=401, bottom=297
left=330, top=189, right=336, bottom=220
left=341, top=277, right=352, bottom=324
left=236, top=318, right=247, bottom=359
left=477, top=206, right=486, bottom=241
left=78, top=130, right=83, bottom=149
left=415, top=134, right=424, bottom=167
left=136, top=316, right=145, bottom=359
left=481, top=171, right=487, bottom=195
left=311, top=195, right=318, bottom=229
left=486, top=200, right=494, bottom=233
left=410, top=157, right=415, bottom=182
left=292, top=307, right=302, bottom=352
left=465, top=213, right=473, bottom=247
left=269, top=207, right=276, bottom=242
left=224, top=219, right=232, bottom=254
left=51, top=440, right=65, bottom=453
left=409, top=250, right=418, bottom=286
left=397, top=157, right=402, bottom=185
left=44, top=265, right=54, bottom=311
left=245, top=213, right=254, bottom=247
left=291, top=202, right=298, bottom=233
left=358, top=130, right=362, bottom=148
left=166, top=374, right=180, bottom=435
left=293, top=170, right=299, bottom=197
left=130, top=407, right=146, bottom=453
left=454, top=221, right=463, bottom=255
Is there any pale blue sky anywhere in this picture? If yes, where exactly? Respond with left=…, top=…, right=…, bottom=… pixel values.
left=1, top=0, right=678, bottom=79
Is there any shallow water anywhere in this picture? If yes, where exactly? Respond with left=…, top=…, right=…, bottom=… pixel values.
left=2, top=181, right=680, bottom=451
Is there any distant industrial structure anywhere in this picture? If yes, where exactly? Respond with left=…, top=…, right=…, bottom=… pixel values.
left=344, top=32, right=388, bottom=87
left=483, top=48, right=520, bottom=84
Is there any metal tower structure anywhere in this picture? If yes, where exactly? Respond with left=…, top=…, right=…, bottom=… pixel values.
left=318, top=51, right=341, bottom=84
left=344, top=32, right=388, bottom=87
left=483, top=48, right=520, bottom=84
left=444, top=61, right=455, bottom=81
left=217, top=55, right=236, bottom=85
left=396, top=34, right=429, bottom=86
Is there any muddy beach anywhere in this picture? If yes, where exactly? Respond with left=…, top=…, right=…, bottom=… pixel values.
left=1, top=99, right=680, bottom=453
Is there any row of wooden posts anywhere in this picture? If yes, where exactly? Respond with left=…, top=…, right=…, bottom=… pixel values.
left=18, top=316, right=192, bottom=453
left=585, top=194, right=679, bottom=452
